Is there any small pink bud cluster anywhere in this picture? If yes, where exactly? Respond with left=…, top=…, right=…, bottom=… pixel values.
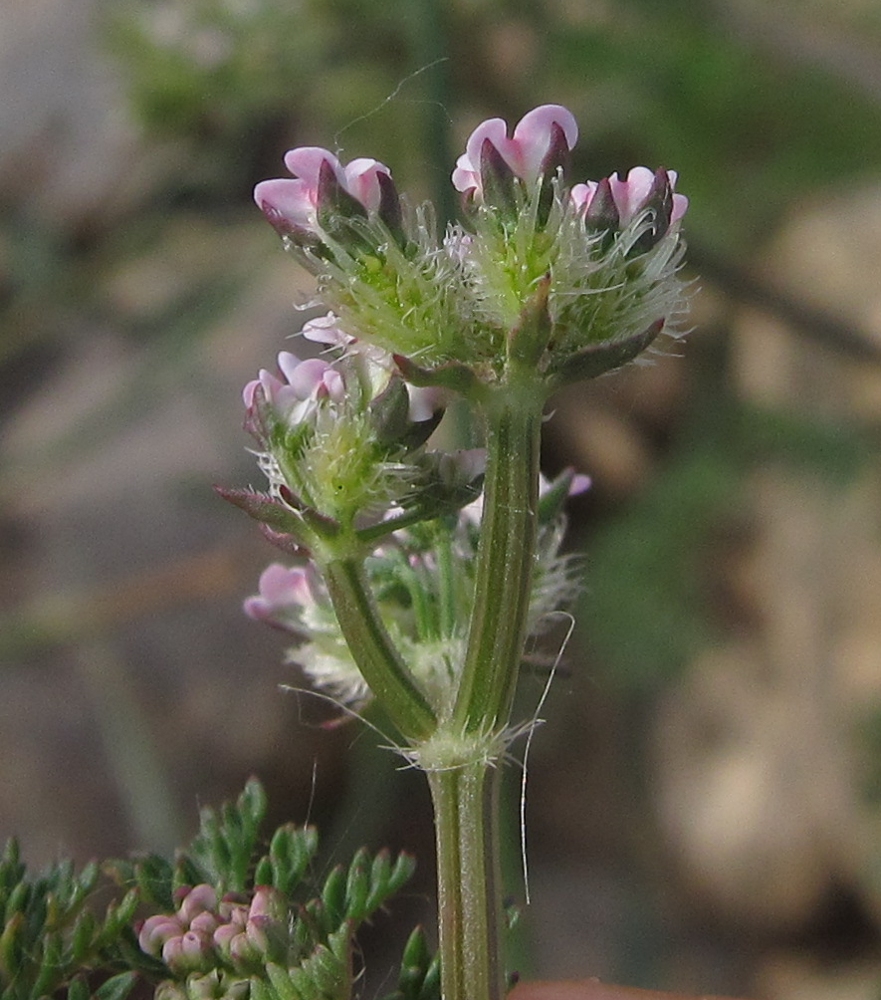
left=453, top=106, right=686, bottom=244
left=243, top=320, right=440, bottom=451
left=138, top=884, right=286, bottom=976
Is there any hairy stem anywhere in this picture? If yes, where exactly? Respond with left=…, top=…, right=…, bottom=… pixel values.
left=429, top=762, right=505, bottom=1000
left=323, top=558, right=437, bottom=740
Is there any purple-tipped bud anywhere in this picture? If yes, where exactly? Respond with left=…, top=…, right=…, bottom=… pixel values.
left=581, top=177, right=619, bottom=232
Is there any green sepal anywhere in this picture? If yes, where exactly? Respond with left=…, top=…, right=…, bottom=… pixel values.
left=508, top=273, right=552, bottom=368
left=342, top=851, right=370, bottom=924
left=214, top=487, right=311, bottom=543
left=394, top=354, right=485, bottom=400
left=0, top=910, right=24, bottom=980
left=250, top=974, right=278, bottom=1000
left=69, top=907, right=98, bottom=963
left=265, top=825, right=319, bottom=898
left=536, top=468, right=584, bottom=524
left=187, top=778, right=267, bottom=895
left=548, top=319, right=663, bottom=386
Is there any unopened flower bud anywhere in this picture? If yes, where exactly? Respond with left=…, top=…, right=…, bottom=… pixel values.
left=177, top=885, right=218, bottom=925
left=162, top=931, right=212, bottom=974
left=139, top=915, right=184, bottom=958
left=248, top=886, right=286, bottom=923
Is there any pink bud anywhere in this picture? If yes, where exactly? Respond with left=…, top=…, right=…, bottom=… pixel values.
left=161, top=931, right=212, bottom=974
left=177, top=884, right=218, bottom=924
left=248, top=886, right=285, bottom=922
left=243, top=563, right=316, bottom=624
left=189, top=910, right=220, bottom=937
left=213, top=922, right=240, bottom=953
left=138, top=915, right=184, bottom=957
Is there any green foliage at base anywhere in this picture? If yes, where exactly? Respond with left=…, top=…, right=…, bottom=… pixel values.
left=1, top=781, right=437, bottom=1000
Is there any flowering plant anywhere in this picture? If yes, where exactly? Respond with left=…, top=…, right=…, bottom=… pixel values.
left=219, top=103, right=689, bottom=1000
left=0, top=103, right=688, bottom=1000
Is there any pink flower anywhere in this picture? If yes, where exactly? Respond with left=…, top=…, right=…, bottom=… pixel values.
left=452, top=104, right=578, bottom=198
left=301, top=313, right=441, bottom=423
left=300, top=311, right=354, bottom=351
left=572, top=167, right=688, bottom=229
left=254, top=147, right=395, bottom=238
left=243, top=352, right=345, bottom=437
left=243, top=563, right=319, bottom=626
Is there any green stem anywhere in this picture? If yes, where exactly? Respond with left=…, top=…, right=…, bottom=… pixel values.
left=322, top=558, right=437, bottom=741
left=453, top=392, right=544, bottom=733
left=428, top=762, right=505, bottom=1000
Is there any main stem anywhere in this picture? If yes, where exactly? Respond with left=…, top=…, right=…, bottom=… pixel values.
left=429, top=763, right=505, bottom=1000
left=453, top=388, right=544, bottom=734
left=431, top=381, right=543, bottom=1000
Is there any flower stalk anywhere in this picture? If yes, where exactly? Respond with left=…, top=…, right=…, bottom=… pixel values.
left=321, top=556, right=437, bottom=741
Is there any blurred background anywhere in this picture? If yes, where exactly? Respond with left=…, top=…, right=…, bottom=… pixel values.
left=2, top=0, right=881, bottom=997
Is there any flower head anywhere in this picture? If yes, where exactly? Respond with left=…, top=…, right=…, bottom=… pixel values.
left=251, top=103, right=690, bottom=399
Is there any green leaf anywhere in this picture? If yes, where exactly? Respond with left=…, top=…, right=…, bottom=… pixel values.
left=66, top=973, right=91, bottom=1000
left=265, top=963, right=303, bottom=1000
left=342, top=851, right=370, bottom=923
left=319, top=869, right=346, bottom=929
left=94, top=971, right=139, bottom=1000
left=266, top=826, right=318, bottom=898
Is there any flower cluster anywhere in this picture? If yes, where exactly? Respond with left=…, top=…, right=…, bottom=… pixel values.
left=254, top=104, right=689, bottom=387
left=238, top=329, right=452, bottom=536
left=243, top=469, right=588, bottom=716
left=139, top=884, right=286, bottom=977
